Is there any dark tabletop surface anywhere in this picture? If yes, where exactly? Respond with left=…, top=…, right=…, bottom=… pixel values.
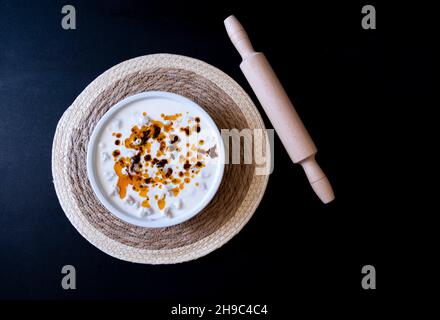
left=0, top=0, right=436, bottom=307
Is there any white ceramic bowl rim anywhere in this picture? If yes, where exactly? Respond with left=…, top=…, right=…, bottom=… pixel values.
left=86, top=91, right=225, bottom=228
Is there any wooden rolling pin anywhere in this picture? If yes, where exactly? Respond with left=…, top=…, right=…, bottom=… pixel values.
left=224, top=15, right=335, bottom=203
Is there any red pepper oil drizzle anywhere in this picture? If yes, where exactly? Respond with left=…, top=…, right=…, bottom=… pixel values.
left=111, top=113, right=210, bottom=210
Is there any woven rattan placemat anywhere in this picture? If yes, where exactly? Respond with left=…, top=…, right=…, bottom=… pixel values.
left=52, top=54, right=269, bottom=264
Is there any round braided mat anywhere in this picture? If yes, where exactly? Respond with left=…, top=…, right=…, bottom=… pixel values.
left=52, top=54, right=269, bottom=264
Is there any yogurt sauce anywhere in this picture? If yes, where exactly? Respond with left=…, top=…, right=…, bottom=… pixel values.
left=89, top=92, right=224, bottom=227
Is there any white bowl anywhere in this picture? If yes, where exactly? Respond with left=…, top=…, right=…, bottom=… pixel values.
left=87, top=91, right=225, bottom=228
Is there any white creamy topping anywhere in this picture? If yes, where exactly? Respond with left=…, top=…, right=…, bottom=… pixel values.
left=94, top=95, right=222, bottom=224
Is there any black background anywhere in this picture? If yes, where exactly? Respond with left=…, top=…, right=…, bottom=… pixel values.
left=0, top=0, right=437, bottom=311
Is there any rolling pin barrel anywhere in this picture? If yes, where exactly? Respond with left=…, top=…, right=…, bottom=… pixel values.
left=225, top=15, right=335, bottom=203
left=239, top=53, right=317, bottom=163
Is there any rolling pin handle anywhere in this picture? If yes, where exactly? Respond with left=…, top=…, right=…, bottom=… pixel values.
left=224, top=15, right=256, bottom=59
left=299, top=155, right=335, bottom=204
